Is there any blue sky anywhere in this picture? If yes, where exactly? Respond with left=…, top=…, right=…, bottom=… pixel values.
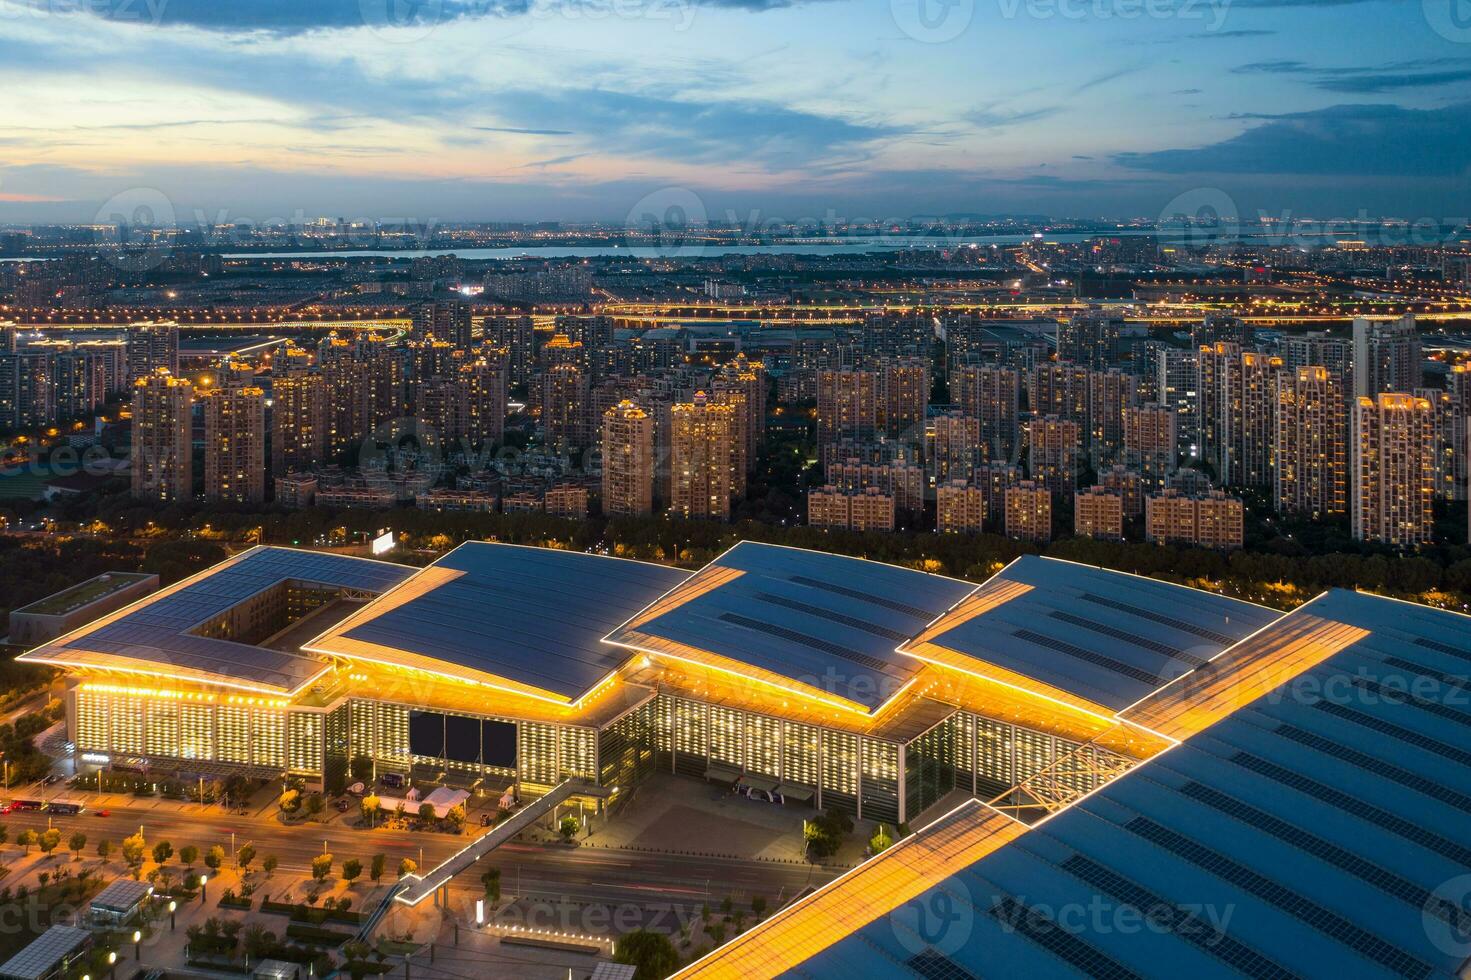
left=0, top=0, right=1468, bottom=223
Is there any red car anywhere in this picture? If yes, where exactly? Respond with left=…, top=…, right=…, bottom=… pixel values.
left=94, top=809, right=111, bottom=817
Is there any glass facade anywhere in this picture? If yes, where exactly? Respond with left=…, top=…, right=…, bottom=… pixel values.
left=71, top=685, right=1123, bottom=823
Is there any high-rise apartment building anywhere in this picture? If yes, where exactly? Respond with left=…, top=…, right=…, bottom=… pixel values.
left=930, top=412, right=982, bottom=485
left=1074, top=486, right=1124, bottom=540
left=807, top=486, right=895, bottom=532
left=1204, top=346, right=1283, bottom=487
left=1145, top=490, right=1244, bottom=550
left=1059, top=310, right=1122, bottom=370
left=125, top=321, right=179, bottom=383
left=271, top=369, right=326, bottom=476
left=1025, top=416, right=1080, bottom=495
left=1154, top=348, right=1199, bottom=457
left=1352, top=392, right=1435, bottom=546
left=936, top=480, right=985, bottom=534
left=670, top=393, right=735, bottom=520
left=1280, top=331, right=1354, bottom=402
left=1274, top=367, right=1346, bottom=518
left=131, top=369, right=193, bottom=502
left=1004, top=481, right=1052, bottom=542
left=543, top=363, right=590, bottom=454
left=202, top=384, right=266, bottom=504
left=950, top=364, right=1019, bottom=461
left=1352, top=315, right=1422, bottom=399
left=1027, top=362, right=1089, bottom=427
left=879, top=359, right=929, bottom=439
left=816, top=369, right=878, bottom=454
left=411, top=301, right=472, bottom=348
left=1123, top=403, right=1178, bottom=491
left=1087, top=367, right=1136, bottom=466
left=602, top=400, right=654, bottom=517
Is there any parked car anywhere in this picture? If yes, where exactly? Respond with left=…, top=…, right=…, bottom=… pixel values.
left=335, top=798, right=351, bottom=812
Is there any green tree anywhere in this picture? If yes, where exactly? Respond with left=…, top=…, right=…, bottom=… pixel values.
left=341, top=858, right=362, bottom=884
left=445, top=803, right=466, bottom=832
left=417, top=802, right=436, bottom=824
left=242, top=924, right=276, bottom=960
left=278, top=789, right=301, bottom=814
left=237, top=843, right=256, bottom=872
left=752, top=896, right=768, bottom=919
left=349, top=755, right=374, bottom=782
left=38, top=828, right=61, bottom=858
left=481, top=868, right=501, bottom=904
left=398, top=857, right=417, bottom=878
left=68, top=831, right=86, bottom=861
left=152, top=841, right=174, bottom=867
left=370, top=853, right=386, bottom=883
left=305, top=794, right=326, bottom=820
left=17, top=829, right=37, bottom=854
left=869, top=824, right=894, bottom=855
left=179, top=844, right=199, bottom=868
left=558, top=815, right=578, bottom=842
left=262, top=854, right=278, bottom=877
left=613, top=930, right=679, bottom=980
left=311, top=853, right=333, bottom=881
left=96, top=838, right=113, bottom=862
left=0, top=825, right=7, bottom=851
left=204, top=844, right=225, bottom=873
left=360, top=794, right=380, bottom=828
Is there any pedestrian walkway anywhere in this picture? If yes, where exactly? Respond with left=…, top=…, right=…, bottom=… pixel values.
left=394, top=780, right=596, bottom=907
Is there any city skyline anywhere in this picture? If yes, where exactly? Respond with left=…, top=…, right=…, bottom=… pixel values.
left=2, top=0, right=1471, bottom=223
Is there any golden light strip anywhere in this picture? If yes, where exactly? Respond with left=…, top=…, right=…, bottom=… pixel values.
left=614, top=565, right=745, bottom=633
left=1119, top=613, right=1370, bottom=741
left=903, top=578, right=1034, bottom=649
left=674, top=802, right=1026, bottom=979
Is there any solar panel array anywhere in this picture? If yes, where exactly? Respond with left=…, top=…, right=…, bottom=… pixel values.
left=776, top=589, right=1471, bottom=980
left=43, top=548, right=414, bottom=691
left=907, top=555, right=1278, bottom=711
left=341, top=543, right=690, bottom=701
left=607, top=542, right=976, bottom=711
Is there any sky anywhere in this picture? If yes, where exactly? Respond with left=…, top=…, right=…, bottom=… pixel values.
left=0, top=0, right=1469, bottom=225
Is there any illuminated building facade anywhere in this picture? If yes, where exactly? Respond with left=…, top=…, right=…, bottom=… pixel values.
left=1275, top=366, right=1346, bottom=518
left=1352, top=392, right=1435, bottom=545
left=24, top=544, right=1277, bottom=827
left=130, top=369, right=193, bottom=502
left=950, top=364, right=1019, bottom=461
left=202, top=384, right=266, bottom=504
left=1073, top=485, right=1124, bottom=540
left=602, top=400, right=655, bottom=517
left=1004, top=480, right=1052, bottom=542
left=806, top=486, right=895, bottom=532
left=670, top=393, right=735, bottom=520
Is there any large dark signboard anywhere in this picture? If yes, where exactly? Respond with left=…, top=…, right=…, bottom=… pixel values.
left=482, top=720, right=517, bottom=769
left=408, top=710, right=444, bottom=758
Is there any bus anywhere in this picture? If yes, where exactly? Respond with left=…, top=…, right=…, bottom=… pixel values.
left=46, top=799, right=85, bottom=815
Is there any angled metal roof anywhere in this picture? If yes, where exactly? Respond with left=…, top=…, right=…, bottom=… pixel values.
left=0, top=926, right=91, bottom=980
left=903, top=555, right=1280, bottom=714
left=686, top=590, right=1471, bottom=980
left=315, top=543, right=690, bottom=702
left=605, top=541, right=978, bottom=712
left=19, top=547, right=414, bottom=694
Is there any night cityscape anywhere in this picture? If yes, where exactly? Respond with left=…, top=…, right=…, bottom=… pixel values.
left=2, top=1, right=1471, bottom=978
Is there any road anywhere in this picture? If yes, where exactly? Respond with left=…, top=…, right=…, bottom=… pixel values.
left=0, top=795, right=838, bottom=913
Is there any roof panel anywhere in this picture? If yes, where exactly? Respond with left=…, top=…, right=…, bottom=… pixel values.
left=19, top=547, right=415, bottom=693
left=325, top=543, right=691, bottom=701
left=605, top=541, right=978, bottom=711
left=686, top=590, right=1471, bottom=980
left=903, top=555, right=1280, bottom=713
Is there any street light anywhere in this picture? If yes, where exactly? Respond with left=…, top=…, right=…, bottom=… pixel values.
left=168, top=901, right=177, bottom=931
left=199, top=875, right=208, bottom=904
left=132, top=931, right=141, bottom=961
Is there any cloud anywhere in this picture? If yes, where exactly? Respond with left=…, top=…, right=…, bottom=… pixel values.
left=1115, top=102, right=1471, bottom=177
left=474, top=126, right=578, bottom=136
left=1233, top=56, right=1471, bottom=93
left=964, top=104, right=1061, bottom=130
left=1072, top=64, right=1144, bottom=94
left=487, top=89, right=900, bottom=169
left=63, top=0, right=830, bottom=34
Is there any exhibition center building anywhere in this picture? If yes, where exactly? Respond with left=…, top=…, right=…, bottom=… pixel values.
left=20, top=541, right=1279, bottom=826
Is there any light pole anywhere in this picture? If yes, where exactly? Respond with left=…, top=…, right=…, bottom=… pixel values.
left=132, top=930, right=141, bottom=961
left=168, top=900, right=177, bottom=931
left=199, top=874, right=208, bottom=904
left=107, top=950, right=117, bottom=979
